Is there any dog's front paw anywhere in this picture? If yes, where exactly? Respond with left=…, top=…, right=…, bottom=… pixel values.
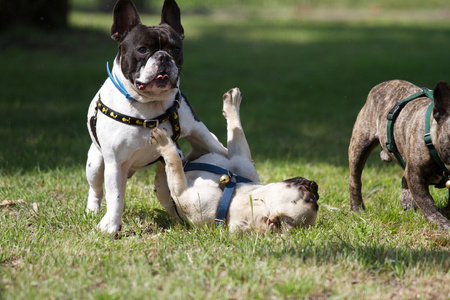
left=97, top=215, right=122, bottom=235
left=150, top=128, right=173, bottom=152
left=222, top=88, right=241, bottom=118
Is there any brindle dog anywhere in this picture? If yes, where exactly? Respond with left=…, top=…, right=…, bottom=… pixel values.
left=349, top=80, right=450, bottom=230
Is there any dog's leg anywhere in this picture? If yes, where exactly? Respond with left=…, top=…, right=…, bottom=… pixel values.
left=151, top=128, right=188, bottom=199
left=86, top=144, right=105, bottom=213
left=406, top=168, right=450, bottom=230
left=222, top=88, right=251, bottom=160
left=222, top=88, right=260, bottom=182
left=154, top=161, right=184, bottom=221
left=400, top=176, right=415, bottom=210
left=348, top=116, right=379, bottom=211
left=97, top=161, right=129, bottom=234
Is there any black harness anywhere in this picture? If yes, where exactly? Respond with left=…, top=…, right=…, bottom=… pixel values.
left=89, top=91, right=181, bottom=168
left=95, top=92, right=180, bottom=139
left=90, top=91, right=181, bottom=142
left=386, top=88, right=450, bottom=189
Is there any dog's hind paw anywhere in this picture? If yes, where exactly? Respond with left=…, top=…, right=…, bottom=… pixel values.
left=222, top=88, right=241, bottom=118
left=400, top=189, right=416, bottom=211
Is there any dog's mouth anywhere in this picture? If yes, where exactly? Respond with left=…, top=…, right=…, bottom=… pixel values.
left=136, top=73, right=174, bottom=91
left=268, top=221, right=281, bottom=234
left=268, top=216, right=282, bottom=234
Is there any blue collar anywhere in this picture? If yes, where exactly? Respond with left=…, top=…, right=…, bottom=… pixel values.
left=106, top=61, right=139, bottom=102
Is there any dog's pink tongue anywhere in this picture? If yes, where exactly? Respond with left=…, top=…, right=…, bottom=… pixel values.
left=137, top=83, right=146, bottom=90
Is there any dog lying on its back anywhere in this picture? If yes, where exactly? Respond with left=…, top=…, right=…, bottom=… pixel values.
left=152, top=88, right=319, bottom=233
left=349, top=80, right=450, bottom=230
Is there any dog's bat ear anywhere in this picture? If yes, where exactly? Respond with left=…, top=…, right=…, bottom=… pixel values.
left=433, top=80, right=450, bottom=124
left=160, top=0, right=185, bottom=40
left=111, top=0, right=142, bottom=42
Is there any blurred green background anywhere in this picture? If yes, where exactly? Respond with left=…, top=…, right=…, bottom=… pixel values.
left=1, top=0, right=450, bottom=173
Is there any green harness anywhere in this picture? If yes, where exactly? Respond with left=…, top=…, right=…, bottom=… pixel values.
left=386, top=88, right=450, bottom=188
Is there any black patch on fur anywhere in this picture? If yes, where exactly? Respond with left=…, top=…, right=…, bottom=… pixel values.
left=283, top=177, right=319, bottom=201
left=181, top=92, right=199, bottom=121
left=89, top=115, right=100, bottom=148
left=118, top=24, right=184, bottom=84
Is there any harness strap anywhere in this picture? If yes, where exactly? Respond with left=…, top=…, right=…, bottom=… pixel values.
left=424, top=103, right=450, bottom=188
left=184, top=162, right=252, bottom=184
left=183, top=162, right=253, bottom=226
left=386, top=87, right=450, bottom=188
left=95, top=92, right=181, bottom=141
left=386, top=88, right=433, bottom=169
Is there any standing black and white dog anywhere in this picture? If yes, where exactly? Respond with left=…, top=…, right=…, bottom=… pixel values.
left=85, top=0, right=226, bottom=234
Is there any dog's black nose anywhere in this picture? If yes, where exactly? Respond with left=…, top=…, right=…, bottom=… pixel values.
left=306, top=194, right=317, bottom=204
left=304, top=192, right=319, bottom=211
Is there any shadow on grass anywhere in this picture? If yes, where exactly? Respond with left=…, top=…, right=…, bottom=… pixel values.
left=1, top=18, right=450, bottom=173
left=152, top=222, right=450, bottom=276
left=263, top=240, right=450, bottom=277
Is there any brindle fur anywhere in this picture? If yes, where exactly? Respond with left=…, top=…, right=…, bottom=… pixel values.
left=348, top=80, right=450, bottom=230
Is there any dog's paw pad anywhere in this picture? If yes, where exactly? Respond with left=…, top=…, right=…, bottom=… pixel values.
left=223, top=90, right=232, bottom=102
left=230, top=88, right=241, bottom=103
left=150, top=129, right=161, bottom=144
left=151, top=128, right=173, bottom=150
left=222, top=88, right=241, bottom=117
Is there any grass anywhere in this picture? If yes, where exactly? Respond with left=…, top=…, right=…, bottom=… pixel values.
left=1, top=5, right=450, bottom=299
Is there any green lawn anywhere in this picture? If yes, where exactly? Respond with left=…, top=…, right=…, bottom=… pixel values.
left=1, top=6, right=449, bottom=299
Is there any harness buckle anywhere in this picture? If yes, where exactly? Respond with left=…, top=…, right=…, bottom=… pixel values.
left=143, top=119, right=159, bottom=129
left=214, top=219, right=225, bottom=226
left=386, top=141, right=395, bottom=153
left=423, top=133, right=433, bottom=147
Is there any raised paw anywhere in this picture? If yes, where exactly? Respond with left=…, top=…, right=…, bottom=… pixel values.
left=150, top=128, right=173, bottom=152
left=222, top=88, right=241, bottom=118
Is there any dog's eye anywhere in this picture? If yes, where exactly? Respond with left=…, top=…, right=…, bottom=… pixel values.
left=173, top=47, right=181, bottom=54
left=137, top=46, right=148, bottom=54
left=281, top=217, right=295, bottom=227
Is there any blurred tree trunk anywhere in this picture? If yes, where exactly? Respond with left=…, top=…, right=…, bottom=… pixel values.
left=0, top=0, right=69, bottom=30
